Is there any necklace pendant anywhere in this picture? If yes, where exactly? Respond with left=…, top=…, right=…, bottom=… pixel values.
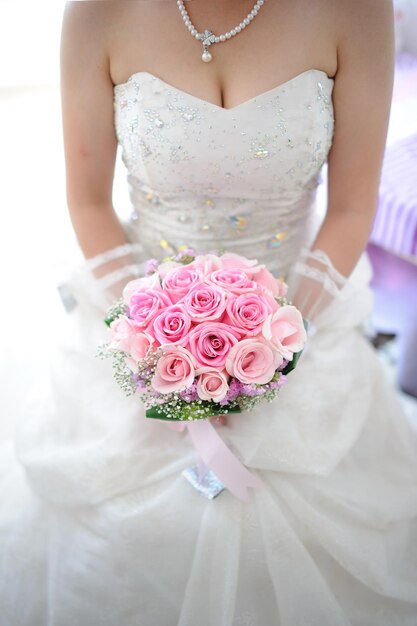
left=200, top=29, right=215, bottom=63
left=201, top=29, right=216, bottom=46
left=202, top=45, right=212, bottom=63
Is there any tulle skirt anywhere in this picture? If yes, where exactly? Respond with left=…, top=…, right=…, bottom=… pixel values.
left=1, top=251, right=417, bottom=626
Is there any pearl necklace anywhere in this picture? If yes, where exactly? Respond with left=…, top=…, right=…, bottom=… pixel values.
left=176, top=0, right=267, bottom=63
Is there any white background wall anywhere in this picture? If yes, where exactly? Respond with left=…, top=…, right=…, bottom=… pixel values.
left=0, top=1, right=130, bottom=440
left=0, top=1, right=64, bottom=87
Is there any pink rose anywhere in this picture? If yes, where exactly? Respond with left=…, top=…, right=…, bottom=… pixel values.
left=129, top=289, right=172, bottom=329
left=262, top=305, right=307, bottom=360
left=275, top=278, right=288, bottom=298
left=129, top=332, right=154, bottom=361
left=188, top=322, right=241, bottom=368
left=182, top=282, right=228, bottom=322
left=225, top=338, right=283, bottom=384
left=109, top=315, right=138, bottom=352
left=219, top=252, right=259, bottom=272
left=122, top=272, right=162, bottom=306
left=109, top=316, right=154, bottom=360
left=207, top=268, right=258, bottom=295
left=252, top=266, right=288, bottom=297
left=218, top=254, right=285, bottom=297
left=151, top=346, right=196, bottom=394
left=152, top=305, right=192, bottom=346
left=187, top=254, right=223, bottom=276
left=224, top=293, right=275, bottom=337
left=156, top=260, right=183, bottom=279
left=162, top=266, right=203, bottom=303
left=195, top=367, right=229, bottom=402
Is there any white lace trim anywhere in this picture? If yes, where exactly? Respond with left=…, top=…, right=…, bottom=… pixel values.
left=84, top=242, right=145, bottom=271
left=296, top=247, right=349, bottom=288
left=290, top=262, right=342, bottom=298
left=96, top=264, right=144, bottom=289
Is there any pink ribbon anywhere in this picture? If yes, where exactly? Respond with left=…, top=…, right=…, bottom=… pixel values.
left=167, top=419, right=264, bottom=502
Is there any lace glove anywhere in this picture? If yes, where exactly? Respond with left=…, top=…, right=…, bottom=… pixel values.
left=285, top=247, right=354, bottom=336
left=57, top=242, right=148, bottom=316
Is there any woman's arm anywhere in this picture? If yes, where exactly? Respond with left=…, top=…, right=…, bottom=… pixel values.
left=312, top=0, right=395, bottom=278
left=60, top=1, right=128, bottom=261
left=286, top=0, right=395, bottom=325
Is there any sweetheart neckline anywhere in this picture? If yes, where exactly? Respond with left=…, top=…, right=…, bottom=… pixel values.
left=113, top=68, right=334, bottom=112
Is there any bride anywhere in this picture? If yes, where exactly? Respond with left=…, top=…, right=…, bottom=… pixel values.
left=1, top=0, right=416, bottom=624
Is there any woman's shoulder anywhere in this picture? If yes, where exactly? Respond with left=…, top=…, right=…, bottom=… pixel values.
left=61, top=1, right=131, bottom=57
left=62, top=1, right=116, bottom=42
left=332, top=0, right=394, bottom=62
left=61, top=1, right=126, bottom=83
left=333, top=0, right=394, bottom=36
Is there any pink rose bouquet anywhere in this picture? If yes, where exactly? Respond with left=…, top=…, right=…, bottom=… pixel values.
left=99, top=248, right=308, bottom=422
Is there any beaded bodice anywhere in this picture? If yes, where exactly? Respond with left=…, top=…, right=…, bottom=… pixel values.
left=113, top=68, right=335, bottom=277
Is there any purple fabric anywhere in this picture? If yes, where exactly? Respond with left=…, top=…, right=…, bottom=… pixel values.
left=392, top=52, right=417, bottom=102
left=366, top=244, right=417, bottom=398
left=369, top=132, right=417, bottom=259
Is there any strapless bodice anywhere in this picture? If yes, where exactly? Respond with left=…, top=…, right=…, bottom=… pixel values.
left=113, top=68, right=335, bottom=277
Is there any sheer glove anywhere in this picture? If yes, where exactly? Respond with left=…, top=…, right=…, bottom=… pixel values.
left=285, top=247, right=353, bottom=336
left=58, top=242, right=147, bottom=316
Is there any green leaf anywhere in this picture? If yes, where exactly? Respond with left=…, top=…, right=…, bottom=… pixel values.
left=146, top=402, right=241, bottom=421
left=281, top=349, right=303, bottom=375
left=145, top=406, right=181, bottom=421
left=211, top=405, right=241, bottom=415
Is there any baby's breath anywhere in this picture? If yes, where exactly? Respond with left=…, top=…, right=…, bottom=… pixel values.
left=97, top=345, right=137, bottom=396
left=104, top=298, right=128, bottom=327
left=112, top=352, right=137, bottom=396
left=146, top=397, right=240, bottom=421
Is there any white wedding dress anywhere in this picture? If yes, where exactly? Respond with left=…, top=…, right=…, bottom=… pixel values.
left=1, top=68, right=417, bottom=626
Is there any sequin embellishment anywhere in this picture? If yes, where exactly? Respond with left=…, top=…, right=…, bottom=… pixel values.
left=229, top=214, right=249, bottom=231
left=254, top=148, right=269, bottom=159
left=267, top=232, right=288, bottom=248
left=113, top=69, right=335, bottom=277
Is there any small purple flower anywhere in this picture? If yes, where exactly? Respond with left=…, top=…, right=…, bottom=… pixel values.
left=175, top=248, right=196, bottom=261
left=180, top=381, right=199, bottom=403
left=276, top=374, right=288, bottom=388
left=268, top=375, right=287, bottom=389
left=241, top=384, right=266, bottom=397
left=144, top=258, right=160, bottom=276
left=219, top=378, right=242, bottom=405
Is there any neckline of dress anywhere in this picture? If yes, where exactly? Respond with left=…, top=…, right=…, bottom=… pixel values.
left=113, top=68, right=334, bottom=112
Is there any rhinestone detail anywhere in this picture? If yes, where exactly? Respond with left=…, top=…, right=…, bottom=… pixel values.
left=113, top=69, right=335, bottom=277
